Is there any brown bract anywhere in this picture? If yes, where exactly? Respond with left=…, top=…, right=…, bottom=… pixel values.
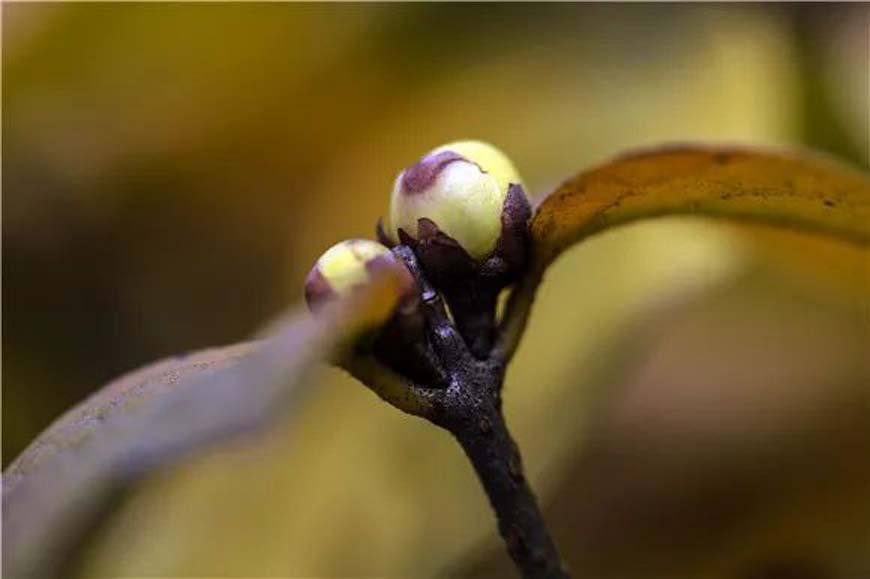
left=488, top=183, right=534, bottom=276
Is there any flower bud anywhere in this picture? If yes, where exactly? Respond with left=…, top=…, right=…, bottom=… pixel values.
left=430, top=140, right=524, bottom=201
left=304, top=239, right=412, bottom=312
left=304, top=239, right=446, bottom=384
left=383, top=141, right=532, bottom=358
left=388, top=140, right=526, bottom=261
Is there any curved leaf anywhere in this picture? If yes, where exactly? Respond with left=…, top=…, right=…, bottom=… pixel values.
left=496, top=145, right=870, bottom=361
left=2, top=266, right=409, bottom=579
left=532, top=145, right=870, bottom=267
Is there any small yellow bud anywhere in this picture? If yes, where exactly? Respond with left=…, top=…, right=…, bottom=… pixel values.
left=389, top=140, right=525, bottom=261
left=304, top=239, right=404, bottom=310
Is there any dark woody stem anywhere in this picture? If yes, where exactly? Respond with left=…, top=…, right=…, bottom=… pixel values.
left=369, top=246, right=569, bottom=579
left=443, top=282, right=500, bottom=360
left=492, top=266, right=543, bottom=366
left=437, top=391, right=569, bottom=579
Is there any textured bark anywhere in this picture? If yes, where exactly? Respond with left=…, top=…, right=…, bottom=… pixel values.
left=361, top=244, right=569, bottom=579
left=449, top=397, right=568, bottom=579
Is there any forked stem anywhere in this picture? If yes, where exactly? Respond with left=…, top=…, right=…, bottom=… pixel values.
left=341, top=245, right=569, bottom=579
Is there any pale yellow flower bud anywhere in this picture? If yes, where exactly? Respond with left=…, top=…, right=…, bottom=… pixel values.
left=389, top=141, right=525, bottom=260
left=304, top=239, right=399, bottom=310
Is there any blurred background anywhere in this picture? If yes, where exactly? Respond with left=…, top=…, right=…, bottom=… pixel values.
left=3, top=3, right=869, bottom=578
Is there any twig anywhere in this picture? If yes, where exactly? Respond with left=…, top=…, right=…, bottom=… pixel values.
left=492, top=267, right=544, bottom=367
left=361, top=246, right=569, bottom=579
left=339, top=354, right=435, bottom=418
left=449, top=398, right=569, bottom=579
left=425, top=366, right=569, bottom=579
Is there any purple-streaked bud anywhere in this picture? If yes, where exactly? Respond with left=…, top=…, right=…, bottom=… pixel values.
left=387, top=140, right=527, bottom=262
left=380, top=141, right=532, bottom=358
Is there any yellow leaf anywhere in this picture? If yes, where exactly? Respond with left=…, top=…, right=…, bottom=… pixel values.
left=532, top=145, right=870, bottom=270
left=497, top=144, right=870, bottom=363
